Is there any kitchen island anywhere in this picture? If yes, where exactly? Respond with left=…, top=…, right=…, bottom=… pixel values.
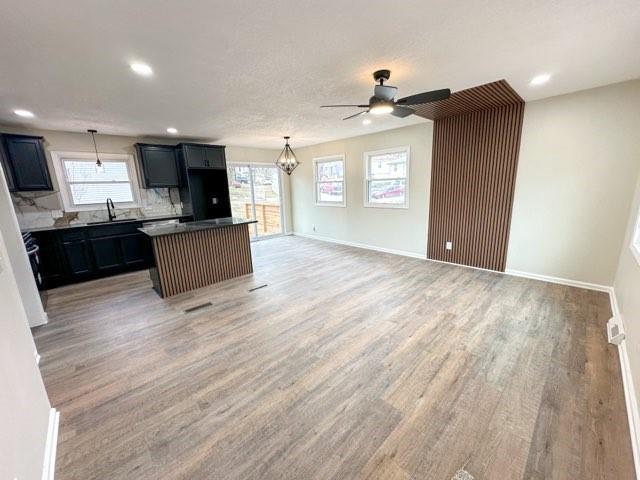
left=139, top=217, right=257, bottom=297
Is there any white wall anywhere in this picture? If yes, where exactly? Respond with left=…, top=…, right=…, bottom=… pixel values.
left=0, top=161, right=47, bottom=326
left=614, top=170, right=640, bottom=404
left=507, top=80, right=640, bottom=286
left=0, top=165, right=53, bottom=480
left=290, top=122, right=432, bottom=256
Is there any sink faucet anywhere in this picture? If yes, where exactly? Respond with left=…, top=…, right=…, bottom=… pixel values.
left=106, top=198, right=116, bottom=222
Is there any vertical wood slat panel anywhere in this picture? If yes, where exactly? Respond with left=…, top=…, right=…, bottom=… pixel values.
left=427, top=102, right=524, bottom=272
left=151, top=224, right=254, bottom=297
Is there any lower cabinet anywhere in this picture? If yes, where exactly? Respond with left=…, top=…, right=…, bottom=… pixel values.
left=120, top=233, right=150, bottom=267
left=62, top=239, right=93, bottom=276
left=32, top=221, right=155, bottom=289
left=90, top=236, right=123, bottom=274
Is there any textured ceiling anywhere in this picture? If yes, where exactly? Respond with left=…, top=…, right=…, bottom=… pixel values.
left=0, top=0, right=638, bottom=148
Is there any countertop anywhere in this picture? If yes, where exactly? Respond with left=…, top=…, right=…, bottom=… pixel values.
left=138, top=217, right=257, bottom=237
left=22, top=214, right=190, bottom=233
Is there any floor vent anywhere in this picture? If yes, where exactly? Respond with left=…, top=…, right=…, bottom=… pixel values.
left=451, top=469, right=474, bottom=480
left=249, top=284, right=268, bottom=292
left=184, top=302, right=212, bottom=313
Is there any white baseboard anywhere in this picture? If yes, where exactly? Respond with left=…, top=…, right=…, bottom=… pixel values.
left=31, top=311, right=49, bottom=328
left=505, top=269, right=612, bottom=293
left=42, top=408, right=59, bottom=480
left=292, top=233, right=616, bottom=294
left=609, top=289, right=640, bottom=479
left=292, top=231, right=427, bottom=260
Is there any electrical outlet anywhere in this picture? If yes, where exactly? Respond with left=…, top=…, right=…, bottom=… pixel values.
left=446, top=241, right=453, bottom=250
left=51, top=209, right=63, bottom=219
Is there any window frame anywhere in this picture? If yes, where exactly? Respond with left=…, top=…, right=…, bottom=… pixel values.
left=363, top=146, right=410, bottom=209
left=50, top=151, right=141, bottom=212
left=313, top=154, right=346, bottom=208
left=632, top=205, right=640, bottom=266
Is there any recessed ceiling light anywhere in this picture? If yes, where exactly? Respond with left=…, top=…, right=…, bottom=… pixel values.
left=166, top=127, right=178, bottom=134
left=530, top=73, right=551, bottom=86
left=362, top=118, right=371, bottom=125
left=130, top=62, right=153, bottom=76
left=14, top=109, right=35, bottom=118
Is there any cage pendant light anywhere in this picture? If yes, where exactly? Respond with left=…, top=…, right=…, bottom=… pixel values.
left=275, top=136, right=299, bottom=175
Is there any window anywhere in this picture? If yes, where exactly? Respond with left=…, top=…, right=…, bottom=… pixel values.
left=632, top=206, right=640, bottom=266
left=314, top=155, right=345, bottom=207
left=51, top=152, right=140, bottom=211
left=364, top=146, right=410, bottom=208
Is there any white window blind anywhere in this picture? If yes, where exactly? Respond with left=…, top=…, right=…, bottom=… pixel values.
left=51, top=152, right=140, bottom=211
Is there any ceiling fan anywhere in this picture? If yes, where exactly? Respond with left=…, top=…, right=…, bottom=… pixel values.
left=321, top=69, right=450, bottom=120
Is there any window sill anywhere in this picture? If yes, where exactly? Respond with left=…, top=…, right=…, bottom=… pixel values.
left=364, top=203, right=409, bottom=209
left=315, top=202, right=346, bottom=208
left=64, top=203, right=141, bottom=213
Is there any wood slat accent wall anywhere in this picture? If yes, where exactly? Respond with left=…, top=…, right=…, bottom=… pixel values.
left=151, top=224, right=253, bottom=297
left=413, top=79, right=523, bottom=120
left=427, top=101, right=525, bottom=271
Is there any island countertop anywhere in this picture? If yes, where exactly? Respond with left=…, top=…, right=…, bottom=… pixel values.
left=138, top=217, right=257, bottom=237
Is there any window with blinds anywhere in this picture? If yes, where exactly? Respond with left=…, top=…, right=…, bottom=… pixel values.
left=51, top=152, right=140, bottom=211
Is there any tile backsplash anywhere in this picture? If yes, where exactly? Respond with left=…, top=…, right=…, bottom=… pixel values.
left=12, top=187, right=182, bottom=230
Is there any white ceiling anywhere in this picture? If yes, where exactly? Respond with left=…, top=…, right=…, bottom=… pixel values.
left=0, top=0, right=638, bottom=148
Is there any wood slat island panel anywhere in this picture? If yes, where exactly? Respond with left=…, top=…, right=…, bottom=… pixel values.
left=149, top=223, right=253, bottom=297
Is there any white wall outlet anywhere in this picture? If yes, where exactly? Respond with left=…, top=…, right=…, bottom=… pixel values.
left=445, top=241, right=453, bottom=250
left=51, top=209, right=63, bottom=219
left=607, top=316, right=626, bottom=345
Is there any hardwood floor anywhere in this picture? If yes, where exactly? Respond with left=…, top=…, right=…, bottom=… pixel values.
left=33, top=236, right=635, bottom=479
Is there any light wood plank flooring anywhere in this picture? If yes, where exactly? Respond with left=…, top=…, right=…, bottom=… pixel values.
left=33, top=236, right=635, bottom=479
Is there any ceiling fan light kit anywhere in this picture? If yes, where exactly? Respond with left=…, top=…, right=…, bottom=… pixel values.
left=321, top=69, right=451, bottom=120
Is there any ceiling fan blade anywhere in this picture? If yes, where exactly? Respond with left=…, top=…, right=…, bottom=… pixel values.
left=391, top=106, right=415, bottom=118
left=342, top=111, right=368, bottom=120
left=396, top=88, right=451, bottom=105
left=321, top=104, right=369, bottom=108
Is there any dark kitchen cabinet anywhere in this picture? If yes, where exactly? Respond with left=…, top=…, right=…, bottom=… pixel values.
left=120, top=233, right=149, bottom=267
left=135, top=143, right=181, bottom=188
left=182, top=144, right=207, bottom=168
left=1, top=134, right=52, bottom=191
left=35, top=231, right=66, bottom=286
left=61, top=239, right=93, bottom=276
left=179, top=143, right=226, bottom=169
left=203, top=146, right=225, bottom=169
left=29, top=216, right=188, bottom=289
left=90, top=236, right=122, bottom=273
left=0, top=140, right=15, bottom=191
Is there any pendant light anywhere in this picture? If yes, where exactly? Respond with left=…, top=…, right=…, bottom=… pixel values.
left=88, top=129, right=104, bottom=173
left=275, top=136, right=299, bottom=175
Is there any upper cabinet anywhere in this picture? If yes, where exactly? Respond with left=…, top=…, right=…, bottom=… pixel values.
left=1, top=134, right=52, bottom=191
left=0, top=138, right=15, bottom=191
left=179, top=143, right=226, bottom=170
left=135, top=143, right=182, bottom=188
